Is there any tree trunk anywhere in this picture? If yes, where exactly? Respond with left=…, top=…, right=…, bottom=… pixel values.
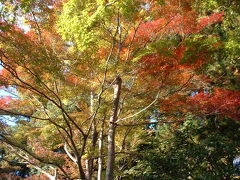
left=78, top=161, right=86, bottom=180
left=106, top=76, right=122, bottom=180
left=97, top=117, right=104, bottom=180
left=89, top=91, right=98, bottom=179
left=85, top=159, right=91, bottom=180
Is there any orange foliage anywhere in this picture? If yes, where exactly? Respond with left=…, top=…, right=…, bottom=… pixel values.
left=137, top=44, right=203, bottom=88
left=31, top=141, right=65, bottom=164
left=134, top=5, right=220, bottom=88
left=131, top=10, right=224, bottom=43
left=161, top=89, right=240, bottom=120
left=0, top=68, right=13, bottom=85
left=65, top=74, right=80, bottom=85
left=198, top=12, right=224, bottom=31
left=0, top=94, right=35, bottom=115
left=0, top=96, right=12, bottom=109
left=189, top=89, right=240, bottom=120
left=160, top=93, right=189, bottom=113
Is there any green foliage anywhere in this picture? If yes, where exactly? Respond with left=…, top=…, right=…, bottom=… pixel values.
left=125, top=115, right=240, bottom=179
left=57, top=0, right=143, bottom=51
left=193, top=0, right=240, bottom=90
left=132, top=36, right=181, bottom=62
left=57, top=0, right=113, bottom=51
left=117, top=0, right=141, bottom=21
left=1, top=0, right=240, bottom=179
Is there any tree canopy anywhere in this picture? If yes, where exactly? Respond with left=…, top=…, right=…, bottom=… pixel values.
left=0, top=0, right=239, bottom=179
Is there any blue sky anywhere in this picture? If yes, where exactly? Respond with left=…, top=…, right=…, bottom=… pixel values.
left=0, top=8, right=30, bottom=125
left=0, top=66, right=18, bottom=126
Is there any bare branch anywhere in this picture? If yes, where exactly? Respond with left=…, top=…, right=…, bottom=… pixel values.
left=116, top=91, right=160, bottom=123
left=64, top=142, right=78, bottom=164
left=118, top=120, right=183, bottom=127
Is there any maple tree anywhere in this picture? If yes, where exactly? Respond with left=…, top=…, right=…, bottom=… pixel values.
left=0, top=0, right=239, bottom=179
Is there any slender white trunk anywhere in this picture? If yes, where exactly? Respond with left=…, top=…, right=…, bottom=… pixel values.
left=90, top=91, right=94, bottom=114
left=97, top=118, right=104, bottom=180
left=34, top=166, right=57, bottom=180
left=106, top=76, right=122, bottom=180
left=85, top=159, right=91, bottom=180
left=89, top=91, right=97, bottom=179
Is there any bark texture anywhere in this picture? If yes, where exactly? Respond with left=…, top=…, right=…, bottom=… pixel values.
left=106, top=76, right=122, bottom=180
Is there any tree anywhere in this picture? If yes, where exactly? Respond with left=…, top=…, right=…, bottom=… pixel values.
left=192, top=0, right=240, bottom=90
left=125, top=114, right=240, bottom=179
left=0, top=0, right=239, bottom=179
